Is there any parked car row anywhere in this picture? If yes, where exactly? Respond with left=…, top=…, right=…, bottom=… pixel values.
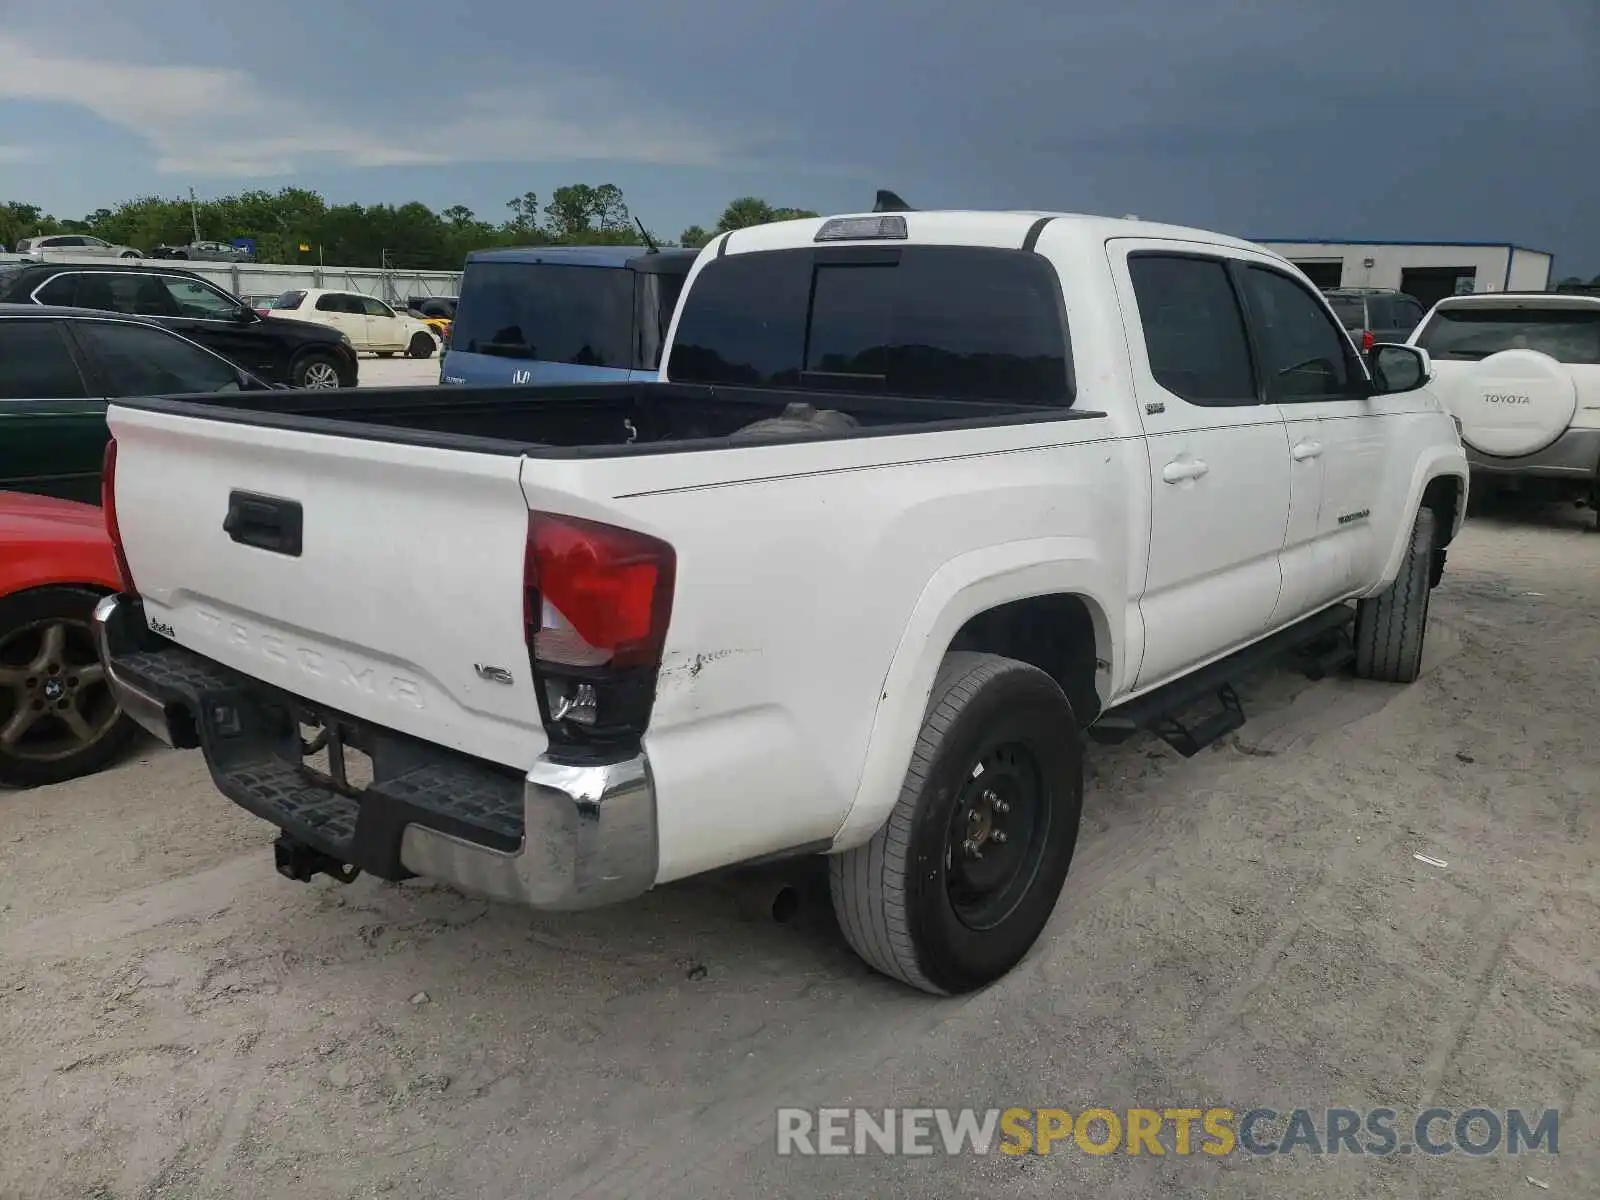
left=11, top=234, right=145, bottom=260
left=5, top=204, right=1593, bottom=1012
left=0, top=262, right=358, bottom=388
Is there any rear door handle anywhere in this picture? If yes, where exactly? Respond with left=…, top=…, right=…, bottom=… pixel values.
left=1161, top=458, right=1210, bottom=483
left=1291, top=440, right=1324, bottom=461
left=223, top=490, right=303, bottom=557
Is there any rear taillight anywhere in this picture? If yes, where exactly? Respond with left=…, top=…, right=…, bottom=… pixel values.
left=101, top=439, right=137, bottom=594
left=524, top=511, right=676, bottom=758
left=1360, top=329, right=1376, bottom=351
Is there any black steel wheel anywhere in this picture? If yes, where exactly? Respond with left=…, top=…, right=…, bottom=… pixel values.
left=830, top=652, right=1083, bottom=994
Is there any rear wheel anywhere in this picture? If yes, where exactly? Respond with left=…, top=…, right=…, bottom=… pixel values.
left=406, top=332, right=435, bottom=359
left=0, top=587, right=137, bottom=788
left=119, top=250, right=141, bottom=259
left=829, top=652, right=1083, bottom=995
left=292, top=352, right=344, bottom=389
left=1354, top=507, right=1436, bottom=683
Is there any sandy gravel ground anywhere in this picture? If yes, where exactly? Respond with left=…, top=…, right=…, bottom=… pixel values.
left=1, top=501, right=1595, bottom=1199
left=356, top=355, right=441, bottom=388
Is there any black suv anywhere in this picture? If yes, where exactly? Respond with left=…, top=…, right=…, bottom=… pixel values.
left=1324, top=288, right=1428, bottom=351
left=0, top=262, right=358, bottom=389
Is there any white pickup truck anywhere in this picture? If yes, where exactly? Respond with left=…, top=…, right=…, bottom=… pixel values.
left=93, top=209, right=1469, bottom=995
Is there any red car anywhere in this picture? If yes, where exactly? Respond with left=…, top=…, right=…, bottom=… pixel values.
left=0, top=491, right=135, bottom=786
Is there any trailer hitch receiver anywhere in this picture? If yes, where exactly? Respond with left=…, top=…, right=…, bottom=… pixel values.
left=274, top=833, right=361, bottom=885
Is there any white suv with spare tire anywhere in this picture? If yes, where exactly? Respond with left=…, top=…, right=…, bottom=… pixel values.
left=1410, top=292, right=1600, bottom=528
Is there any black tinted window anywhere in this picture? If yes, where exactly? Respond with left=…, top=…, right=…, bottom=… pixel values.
left=1415, top=307, right=1600, bottom=364
left=668, top=247, right=1072, bottom=404
left=1327, top=296, right=1365, bottom=329
left=1127, top=255, right=1257, bottom=405
left=635, top=272, right=688, bottom=373
left=33, top=274, right=80, bottom=306
left=1393, top=296, right=1426, bottom=330
left=0, top=321, right=88, bottom=399
left=453, top=263, right=635, bottom=369
left=274, top=290, right=307, bottom=310
left=1240, top=266, right=1361, bottom=400
left=75, top=321, right=243, bottom=397
left=1365, top=296, right=1396, bottom=327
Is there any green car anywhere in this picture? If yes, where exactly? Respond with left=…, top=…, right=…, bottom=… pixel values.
left=0, top=305, right=281, bottom=502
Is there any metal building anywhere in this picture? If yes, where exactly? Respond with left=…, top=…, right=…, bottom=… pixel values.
left=1253, top=240, right=1554, bottom=309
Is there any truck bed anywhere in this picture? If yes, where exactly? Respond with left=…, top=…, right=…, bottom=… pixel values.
left=112, top=382, right=1097, bottom=459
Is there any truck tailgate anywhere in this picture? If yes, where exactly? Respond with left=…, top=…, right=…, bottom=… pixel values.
left=107, top=404, right=546, bottom=771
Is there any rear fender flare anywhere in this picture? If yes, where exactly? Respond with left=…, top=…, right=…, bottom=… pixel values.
left=829, top=538, right=1118, bottom=852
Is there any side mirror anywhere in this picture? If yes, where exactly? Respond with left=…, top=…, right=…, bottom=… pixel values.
left=232, top=305, right=258, bottom=324
left=1367, top=344, right=1430, bottom=395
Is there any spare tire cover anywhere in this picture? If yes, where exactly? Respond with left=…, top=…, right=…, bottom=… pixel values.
left=1446, top=349, right=1577, bottom=457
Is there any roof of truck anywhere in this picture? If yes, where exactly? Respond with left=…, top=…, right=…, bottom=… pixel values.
left=716, top=209, right=1278, bottom=260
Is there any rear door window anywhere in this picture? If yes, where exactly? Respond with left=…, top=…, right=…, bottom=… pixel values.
left=74, top=320, right=243, bottom=396
left=1414, top=307, right=1600, bottom=364
left=453, top=263, right=634, bottom=368
left=1126, top=255, right=1257, bottom=406
left=667, top=246, right=1072, bottom=404
left=0, top=320, right=90, bottom=399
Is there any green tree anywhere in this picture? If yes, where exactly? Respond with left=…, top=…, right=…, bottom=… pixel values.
left=715, top=197, right=774, bottom=232
left=714, top=197, right=818, bottom=234
left=4, top=184, right=820, bottom=266
left=504, top=191, right=542, bottom=240
left=544, top=184, right=600, bottom=238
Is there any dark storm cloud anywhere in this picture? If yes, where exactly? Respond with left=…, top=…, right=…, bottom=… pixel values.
left=588, top=0, right=1599, bottom=268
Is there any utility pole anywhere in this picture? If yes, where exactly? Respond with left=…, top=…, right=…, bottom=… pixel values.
left=189, top=187, right=201, bottom=244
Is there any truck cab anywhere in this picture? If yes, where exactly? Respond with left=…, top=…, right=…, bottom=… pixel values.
left=440, top=246, right=696, bottom=387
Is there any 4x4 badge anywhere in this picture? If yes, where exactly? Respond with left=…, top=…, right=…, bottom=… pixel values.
left=474, top=664, right=514, bottom=685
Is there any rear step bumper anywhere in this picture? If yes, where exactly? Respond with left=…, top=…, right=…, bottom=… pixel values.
left=91, top=593, right=658, bottom=911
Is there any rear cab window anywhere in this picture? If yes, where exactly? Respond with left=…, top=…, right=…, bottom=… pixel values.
left=273, top=290, right=307, bottom=311
left=666, top=246, right=1073, bottom=404
left=1415, top=305, right=1600, bottom=364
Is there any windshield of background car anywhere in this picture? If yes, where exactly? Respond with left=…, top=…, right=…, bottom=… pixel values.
left=272, top=290, right=307, bottom=310
left=1416, top=306, right=1600, bottom=364
left=666, top=245, right=1073, bottom=404
left=452, top=262, right=634, bottom=367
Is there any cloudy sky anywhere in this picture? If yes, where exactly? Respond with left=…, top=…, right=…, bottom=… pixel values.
left=1, top=0, right=1596, bottom=273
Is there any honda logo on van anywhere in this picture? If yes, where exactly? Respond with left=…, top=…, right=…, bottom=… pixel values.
left=1482, top=393, right=1532, bottom=405
left=512, top=369, right=532, bottom=384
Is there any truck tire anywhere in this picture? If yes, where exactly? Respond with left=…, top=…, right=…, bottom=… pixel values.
left=829, top=652, right=1083, bottom=995
left=1354, top=506, right=1437, bottom=684
left=406, top=332, right=435, bottom=359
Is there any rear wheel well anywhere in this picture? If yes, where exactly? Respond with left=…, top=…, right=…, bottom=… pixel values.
left=946, top=594, right=1105, bottom=726
left=1421, top=475, right=1462, bottom=546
